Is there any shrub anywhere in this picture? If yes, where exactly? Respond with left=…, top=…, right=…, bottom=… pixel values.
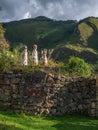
left=93, top=61, right=98, bottom=72
left=66, top=56, right=91, bottom=76
left=0, top=50, right=20, bottom=72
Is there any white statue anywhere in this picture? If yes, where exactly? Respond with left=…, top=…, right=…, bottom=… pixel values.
left=32, top=44, right=38, bottom=65
left=21, top=45, right=28, bottom=66
left=41, top=49, right=48, bottom=66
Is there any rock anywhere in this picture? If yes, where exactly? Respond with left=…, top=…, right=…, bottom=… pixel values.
left=51, top=108, right=57, bottom=115
left=0, top=71, right=97, bottom=116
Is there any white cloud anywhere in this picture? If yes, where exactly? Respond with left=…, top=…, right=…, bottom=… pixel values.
left=0, top=0, right=98, bottom=22
left=22, top=12, right=31, bottom=19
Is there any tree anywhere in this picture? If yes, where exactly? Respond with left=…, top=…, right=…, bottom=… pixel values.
left=0, top=24, right=9, bottom=50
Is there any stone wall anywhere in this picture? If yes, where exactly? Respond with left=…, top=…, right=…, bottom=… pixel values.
left=0, top=71, right=97, bottom=116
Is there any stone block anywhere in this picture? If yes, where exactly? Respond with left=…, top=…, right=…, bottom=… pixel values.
left=0, top=78, right=10, bottom=85
left=12, top=94, right=17, bottom=99
left=90, top=109, right=96, bottom=115
left=51, top=108, right=57, bottom=115
left=11, top=78, right=20, bottom=84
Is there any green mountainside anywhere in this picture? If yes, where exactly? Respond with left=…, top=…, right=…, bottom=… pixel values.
left=2, top=16, right=98, bottom=64
left=3, top=16, right=77, bottom=50
left=76, top=17, right=98, bottom=50
left=52, top=44, right=98, bottom=64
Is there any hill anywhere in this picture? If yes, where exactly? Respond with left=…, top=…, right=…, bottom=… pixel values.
left=52, top=44, right=98, bottom=64
left=2, top=16, right=98, bottom=64
left=3, top=16, right=77, bottom=50
left=74, top=17, right=98, bottom=50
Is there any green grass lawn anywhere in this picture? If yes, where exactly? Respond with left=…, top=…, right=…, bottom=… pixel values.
left=0, top=110, right=98, bottom=130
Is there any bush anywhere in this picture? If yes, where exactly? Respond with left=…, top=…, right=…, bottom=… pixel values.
left=66, top=56, right=91, bottom=76
left=0, top=50, right=20, bottom=72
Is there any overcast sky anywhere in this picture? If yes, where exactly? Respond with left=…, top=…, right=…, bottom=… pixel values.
left=0, top=0, right=98, bottom=22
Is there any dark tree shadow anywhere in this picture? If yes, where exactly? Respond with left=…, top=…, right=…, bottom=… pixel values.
left=43, top=115, right=98, bottom=130
left=0, top=123, right=22, bottom=130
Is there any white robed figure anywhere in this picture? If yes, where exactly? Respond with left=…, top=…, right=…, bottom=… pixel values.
left=41, top=49, right=48, bottom=66
left=21, top=45, right=28, bottom=66
left=32, top=44, right=38, bottom=65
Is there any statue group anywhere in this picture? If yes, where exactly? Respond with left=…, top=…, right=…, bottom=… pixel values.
left=21, top=44, right=51, bottom=66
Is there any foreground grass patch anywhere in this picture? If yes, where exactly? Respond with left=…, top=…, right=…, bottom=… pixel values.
left=0, top=110, right=98, bottom=130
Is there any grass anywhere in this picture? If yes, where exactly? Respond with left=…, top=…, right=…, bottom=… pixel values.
left=78, top=22, right=93, bottom=42
left=0, top=110, right=98, bottom=130
left=65, top=44, right=97, bottom=54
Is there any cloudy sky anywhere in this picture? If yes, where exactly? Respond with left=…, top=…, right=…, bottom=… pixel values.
left=0, top=0, right=98, bottom=22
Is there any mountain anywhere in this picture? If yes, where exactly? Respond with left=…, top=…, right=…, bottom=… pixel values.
left=3, top=16, right=77, bottom=50
left=2, top=16, right=98, bottom=64
left=74, top=17, right=98, bottom=50
left=52, top=44, right=98, bottom=64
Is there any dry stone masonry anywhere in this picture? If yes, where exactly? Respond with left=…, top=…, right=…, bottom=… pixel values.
left=0, top=70, right=98, bottom=116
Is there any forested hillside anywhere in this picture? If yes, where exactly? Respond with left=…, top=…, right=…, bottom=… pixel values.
left=3, top=16, right=77, bottom=50
left=75, top=17, right=98, bottom=50
left=2, top=16, right=98, bottom=64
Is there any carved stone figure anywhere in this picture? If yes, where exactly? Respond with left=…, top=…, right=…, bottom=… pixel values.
left=21, top=45, right=28, bottom=66
left=32, top=44, right=38, bottom=65
left=41, top=49, right=48, bottom=66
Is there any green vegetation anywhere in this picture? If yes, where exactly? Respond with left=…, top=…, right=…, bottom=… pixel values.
left=0, top=110, right=98, bottom=130
left=65, top=56, right=91, bottom=77
left=78, top=22, right=93, bottom=45
left=3, top=16, right=77, bottom=50
left=0, top=47, right=93, bottom=78
left=0, top=43, right=94, bottom=77
left=0, top=46, right=57, bottom=73
left=0, top=16, right=98, bottom=76
left=0, top=24, right=9, bottom=50
left=52, top=44, right=98, bottom=64
left=0, top=48, right=20, bottom=72
left=2, top=16, right=98, bottom=52
left=93, top=61, right=98, bottom=72
left=2, top=16, right=98, bottom=65
left=65, top=44, right=97, bottom=54
left=77, top=17, right=98, bottom=50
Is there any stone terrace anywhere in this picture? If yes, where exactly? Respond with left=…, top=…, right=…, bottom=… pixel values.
left=0, top=70, right=98, bottom=116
